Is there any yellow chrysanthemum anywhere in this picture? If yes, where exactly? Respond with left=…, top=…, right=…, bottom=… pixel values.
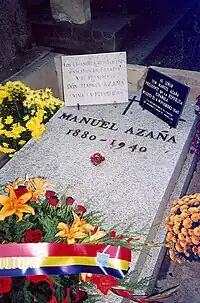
left=0, top=118, right=4, bottom=130
left=11, top=123, right=26, bottom=139
left=23, top=115, right=29, bottom=121
left=0, top=86, right=9, bottom=104
left=31, top=123, right=45, bottom=139
left=4, top=116, right=13, bottom=125
left=0, top=146, right=16, bottom=154
left=1, top=129, right=13, bottom=138
left=19, top=140, right=26, bottom=145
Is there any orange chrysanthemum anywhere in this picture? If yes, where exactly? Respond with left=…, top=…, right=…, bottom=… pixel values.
left=166, top=193, right=200, bottom=263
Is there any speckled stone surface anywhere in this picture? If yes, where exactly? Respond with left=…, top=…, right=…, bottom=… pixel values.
left=0, top=93, right=196, bottom=228
left=0, top=93, right=196, bottom=301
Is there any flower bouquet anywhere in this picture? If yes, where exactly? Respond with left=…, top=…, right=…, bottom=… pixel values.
left=0, top=177, right=178, bottom=303
left=166, top=193, right=200, bottom=263
left=0, top=81, right=63, bottom=157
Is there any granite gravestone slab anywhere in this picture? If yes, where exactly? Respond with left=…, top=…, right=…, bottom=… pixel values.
left=0, top=94, right=196, bottom=299
left=61, top=52, right=128, bottom=106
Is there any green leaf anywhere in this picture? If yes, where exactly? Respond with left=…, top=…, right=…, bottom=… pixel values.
left=11, top=219, right=34, bottom=243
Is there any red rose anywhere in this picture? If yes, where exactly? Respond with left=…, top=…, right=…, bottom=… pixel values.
left=0, top=277, right=12, bottom=294
left=77, top=205, right=86, bottom=214
left=48, top=296, right=58, bottom=303
left=24, top=229, right=43, bottom=243
left=14, top=186, right=28, bottom=199
left=90, top=153, right=105, bottom=166
left=26, top=275, right=54, bottom=287
left=66, top=197, right=75, bottom=206
left=48, top=197, right=59, bottom=206
left=45, top=190, right=56, bottom=199
left=75, top=290, right=88, bottom=303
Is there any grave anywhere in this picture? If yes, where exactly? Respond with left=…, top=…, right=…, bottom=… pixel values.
left=0, top=61, right=196, bottom=299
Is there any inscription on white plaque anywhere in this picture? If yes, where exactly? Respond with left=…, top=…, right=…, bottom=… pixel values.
left=61, top=52, right=128, bottom=106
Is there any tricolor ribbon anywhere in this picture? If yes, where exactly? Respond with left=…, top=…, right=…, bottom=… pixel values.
left=0, top=243, right=131, bottom=279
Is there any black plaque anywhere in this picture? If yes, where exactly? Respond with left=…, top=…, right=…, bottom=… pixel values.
left=139, top=68, right=190, bottom=128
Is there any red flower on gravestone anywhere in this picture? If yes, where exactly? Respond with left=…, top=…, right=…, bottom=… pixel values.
left=90, top=153, right=105, bottom=166
left=24, top=229, right=43, bottom=243
left=0, top=277, right=12, bottom=294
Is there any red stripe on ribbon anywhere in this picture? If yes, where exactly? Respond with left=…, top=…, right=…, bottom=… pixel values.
left=0, top=243, right=131, bottom=261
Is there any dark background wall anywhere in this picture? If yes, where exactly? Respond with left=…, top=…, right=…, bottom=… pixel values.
left=0, top=0, right=32, bottom=71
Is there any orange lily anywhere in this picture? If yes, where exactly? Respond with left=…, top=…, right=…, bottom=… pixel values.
left=55, top=222, right=88, bottom=244
left=4, top=178, right=23, bottom=193
left=72, top=212, right=94, bottom=234
left=0, top=187, right=34, bottom=221
left=89, top=227, right=106, bottom=242
left=26, top=177, right=54, bottom=202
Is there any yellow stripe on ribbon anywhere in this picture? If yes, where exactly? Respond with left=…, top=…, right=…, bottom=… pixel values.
left=0, top=256, right=129, bottom=271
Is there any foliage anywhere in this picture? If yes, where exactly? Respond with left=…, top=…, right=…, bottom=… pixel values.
left=191, top=95, right=200, bottom=161
left=0, top=81, right=64, bottom=157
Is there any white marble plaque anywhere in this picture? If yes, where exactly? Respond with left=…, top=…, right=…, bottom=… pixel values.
left=61, top=52, right=128, bottom=106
